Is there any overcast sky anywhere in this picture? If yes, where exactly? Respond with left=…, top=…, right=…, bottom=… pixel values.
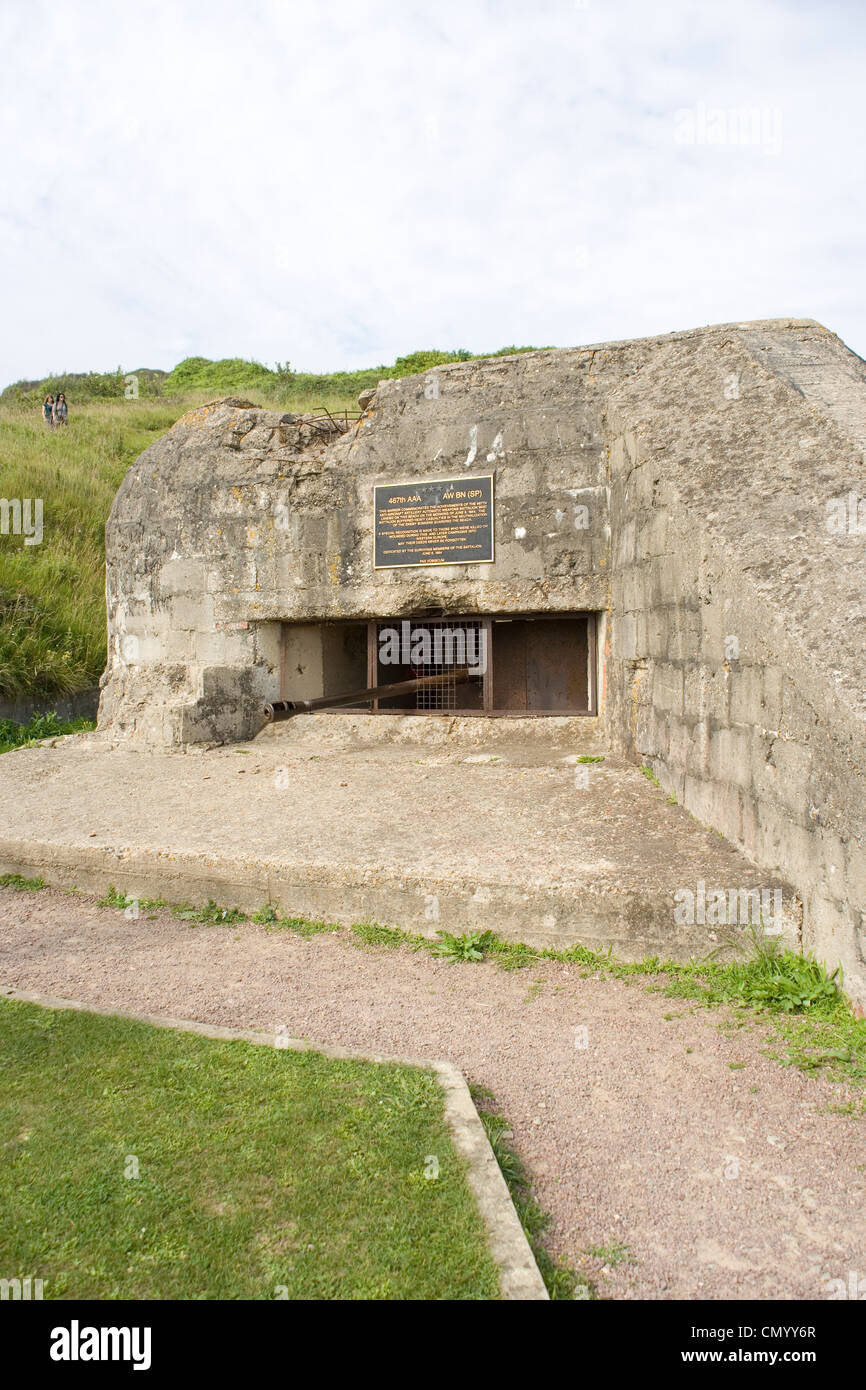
left=1, top=0, right=864, bottom=389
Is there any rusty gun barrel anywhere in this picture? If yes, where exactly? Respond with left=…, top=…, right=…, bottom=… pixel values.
left=264, top=668, right=473, bottom=722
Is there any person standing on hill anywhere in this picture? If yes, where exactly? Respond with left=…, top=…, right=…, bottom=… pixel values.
left=52, top=392, right=68, bottom=426
left=42, top=393, right=55, bottom=426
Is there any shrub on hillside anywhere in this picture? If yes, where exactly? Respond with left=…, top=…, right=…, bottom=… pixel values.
left=0, top=367, right=166, bottom=407
left=161, top=357, right=275, bottom=395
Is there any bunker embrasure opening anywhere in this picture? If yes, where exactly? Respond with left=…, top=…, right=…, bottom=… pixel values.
left=277, top=613, right=598, bottom=716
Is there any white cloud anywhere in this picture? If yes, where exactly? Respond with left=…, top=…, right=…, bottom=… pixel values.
left=1, top=0, right=864, bottom=389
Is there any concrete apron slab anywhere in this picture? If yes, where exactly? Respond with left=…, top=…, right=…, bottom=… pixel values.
left=259, top=712, right=607, bottom=751
left=2, top=986, right=547, bottom=1300
left=0, top=730, right=799, bottom=958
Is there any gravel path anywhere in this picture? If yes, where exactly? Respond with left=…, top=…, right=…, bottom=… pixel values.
left=1, top=884, right=864, bottom=1301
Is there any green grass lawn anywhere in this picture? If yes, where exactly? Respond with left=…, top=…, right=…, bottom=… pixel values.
left=0, top=998, right=501, bottom=1300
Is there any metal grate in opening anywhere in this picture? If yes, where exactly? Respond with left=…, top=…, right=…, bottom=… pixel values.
left=374, top=619, right=484, bottom=710
left=413, top=620, right=484, bottom=710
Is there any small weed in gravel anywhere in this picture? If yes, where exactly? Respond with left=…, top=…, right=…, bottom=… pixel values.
left=251, top=904, right=278, bottom=924
left=271, top=916, right=341, bottom=939
left=0, top=873, right=45, bottom=891
left=351, top=921, right=421, bottom=950
left=820, top=1100, right=866, bottom=1117
left=98, top=885, right=131, bottom=909
left=586, top=1238, right=634, bottom=1268
left=434, top=930, right=489, bottom=963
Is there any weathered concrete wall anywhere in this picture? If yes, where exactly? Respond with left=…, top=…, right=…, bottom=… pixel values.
left=605, top=322, right=866, bottom=1000
left=100, top=345, right=642, bottom=741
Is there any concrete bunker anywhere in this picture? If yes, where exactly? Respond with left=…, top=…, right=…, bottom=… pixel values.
left=97, top=320, right=866, bottom=1000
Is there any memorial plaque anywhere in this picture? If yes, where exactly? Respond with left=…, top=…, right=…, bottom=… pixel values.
left=373, top=475, right=494, bottom=568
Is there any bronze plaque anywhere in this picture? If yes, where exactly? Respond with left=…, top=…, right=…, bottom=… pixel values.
left=373, top=475, right=494, bottom=568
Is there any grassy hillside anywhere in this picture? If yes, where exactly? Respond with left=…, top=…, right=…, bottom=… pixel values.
left=0, top=346, right=542, bottom=700
left=0, top=400, right=183, bottom=698
left=1, top=346, right=540, bottom=412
